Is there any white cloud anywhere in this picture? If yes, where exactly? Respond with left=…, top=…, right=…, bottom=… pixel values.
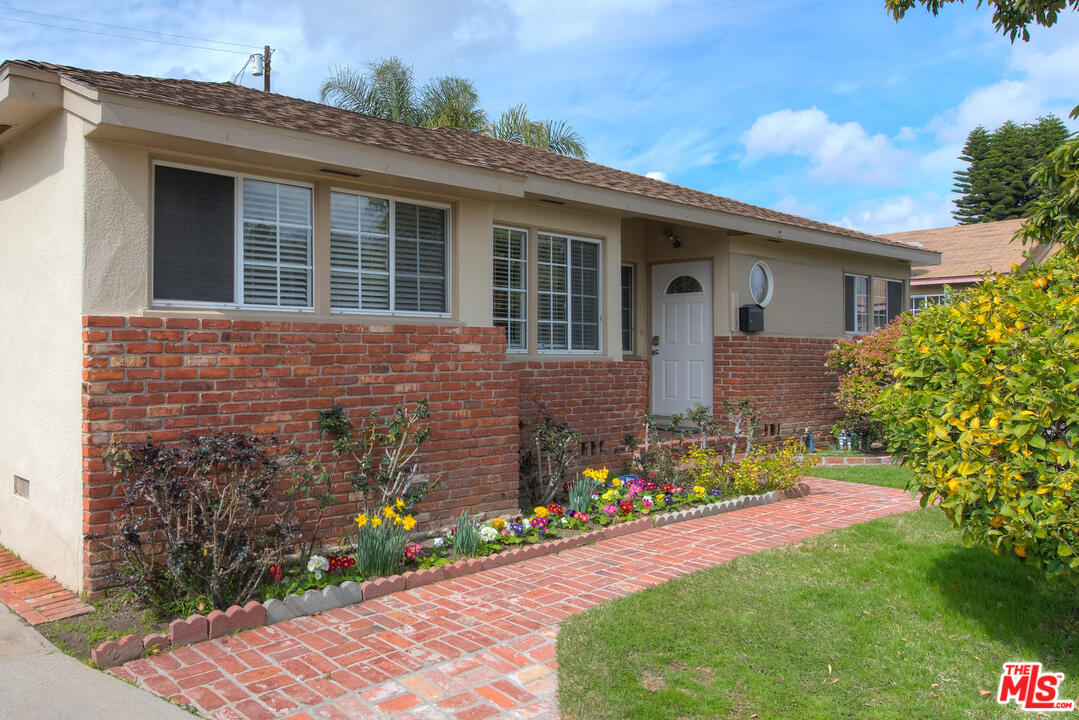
left=929, top=23, right=1079, bottom=142
left=741, top=107, right=908, bottom=184
left=645, top=170, right=669, bottom=182
left=835, top=192, right=955, bottom=235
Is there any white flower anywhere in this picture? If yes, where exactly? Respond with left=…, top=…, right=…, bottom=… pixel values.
left=480, top=526, right=498, bottom=542
left=313, top=571, right=323, bottom=581
left=560, top=517, right=569, bottom=525
left=307, top=555, right=329, bottom=573
left=642, top=495, right=653, bottom=502
left=433, top=537, right=445, bottom=549
left=522, top=518, right=531, bottom=530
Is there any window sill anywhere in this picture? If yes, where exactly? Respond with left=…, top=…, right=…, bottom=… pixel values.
left=152, top=301, right=315, bottom=312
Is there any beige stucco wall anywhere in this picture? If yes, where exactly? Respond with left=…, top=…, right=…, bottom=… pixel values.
left=79, top=144, right=628, bottom=361
left=728, top=235, right=910, bottom=339
left=0, top=109, right=85, bottom=590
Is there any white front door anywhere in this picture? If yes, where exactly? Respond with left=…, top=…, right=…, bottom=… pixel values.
left=651, top=261, right=713, bottom=417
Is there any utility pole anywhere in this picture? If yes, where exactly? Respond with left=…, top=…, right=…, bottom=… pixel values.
left=263, top=45, right=271, bottom=93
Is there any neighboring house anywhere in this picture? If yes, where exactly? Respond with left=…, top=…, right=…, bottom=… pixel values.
left=0, top=60, right=939, bottom=594
left=883, top=218, right=1054, bottom=314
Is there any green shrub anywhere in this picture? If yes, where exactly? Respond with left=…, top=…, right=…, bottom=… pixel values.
left=826, top=316, right=908, bottom=447
left=730, top=440, right=813, bottom=495
left=876, top=253, right=1079, bottom=579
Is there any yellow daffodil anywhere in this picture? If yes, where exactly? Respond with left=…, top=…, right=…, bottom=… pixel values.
left=355, top=513, right=368, bottom=528
left=382, top=505, right=397, bottom=519
left=402, top=515, right=417, bottom=531
left=371, top=517, right=383, bottom=528
left=396, top=498, right=406, bottom=510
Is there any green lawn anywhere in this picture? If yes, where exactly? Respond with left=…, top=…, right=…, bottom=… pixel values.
left=809, top=463, right=914, bottom=490
left=558, top=503, right=1079, bottom=719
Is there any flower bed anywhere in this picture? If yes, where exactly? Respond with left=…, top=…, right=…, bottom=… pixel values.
left=90, top=479, right=811, bottom=668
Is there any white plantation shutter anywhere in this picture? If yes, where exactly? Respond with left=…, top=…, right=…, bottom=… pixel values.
left=241, top=179, right=312, bottom=307
left=538, top=233, right=599, bottom=351
left=493, top=227, right=527, bottom=351
left=330, top=193, right=392, bottom=310
left=331, top=191, right=447, bottom=314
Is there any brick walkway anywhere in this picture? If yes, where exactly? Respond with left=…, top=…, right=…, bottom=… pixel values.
left=0, top=547, right=93, bottom=625
left=111, top=478, right=920, bottom=720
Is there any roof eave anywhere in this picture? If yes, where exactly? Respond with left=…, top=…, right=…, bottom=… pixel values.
left=524, top=176, right=942, bottom=264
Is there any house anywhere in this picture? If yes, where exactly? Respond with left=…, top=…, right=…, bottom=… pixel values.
left=883, top=218, right=1053, bottom=314
left=0, top=60, right=939, bottom=594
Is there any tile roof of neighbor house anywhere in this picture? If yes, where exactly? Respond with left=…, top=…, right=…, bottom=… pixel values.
left=882, top=218, right=1030, bottom=282
left=6, top=59, right=918, bottom=253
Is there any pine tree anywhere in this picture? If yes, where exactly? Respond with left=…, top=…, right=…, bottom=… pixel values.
left=953, top=125, right=990, bottom=224
left=951, top=114, right=1071, bottom=224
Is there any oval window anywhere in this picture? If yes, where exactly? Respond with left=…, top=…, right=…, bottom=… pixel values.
left=749, top=261, right=773, bottom=306
left=666, top=275, right=702, bottom=294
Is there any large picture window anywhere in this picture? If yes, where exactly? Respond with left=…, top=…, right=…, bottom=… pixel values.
left=492, top=227, right=527, bottom=351
left=152, top=164, right=312, bottom=308
left=330, top=191, right=448, bottom=314
left=538, top=233, right=600, bottom=352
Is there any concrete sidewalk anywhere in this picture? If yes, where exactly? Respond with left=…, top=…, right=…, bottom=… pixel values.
left=0, top=605, right=197, bottom=720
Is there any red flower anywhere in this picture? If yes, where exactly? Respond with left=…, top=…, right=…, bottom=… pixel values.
left=618, top=499, right=634, bottom=516
left=268, top=564, right=283, bottom=581
left=546, top=503, right=564, bottom=517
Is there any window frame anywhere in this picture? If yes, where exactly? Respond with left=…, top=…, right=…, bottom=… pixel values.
left=328, top=186, right=453, bottom=318
left=492, top=225, right=529, bottom=353
left=911, top=292, right=947, bottom=315
left=749, top=260, right=774, bottom=307
left=621, top=263, right=635, bottom=354
left=872, top=277, right=905, bottom=330
left=844, top=273, right=870, bottom=334
left=151, top=160, right=315, bottom=312
left=536, top=232, right=603, bottom=354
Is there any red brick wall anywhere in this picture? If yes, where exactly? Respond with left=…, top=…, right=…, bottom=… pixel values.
left=81, top=316, right=521, bottom=592
left=713, top=335, right=840, bottom=440
left=513, top=359, right=649, bottom=477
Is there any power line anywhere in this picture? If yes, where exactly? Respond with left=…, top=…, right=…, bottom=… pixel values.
left=0, top=14, right=256, bottom=55
left=0, top=4, right=262, bottom=50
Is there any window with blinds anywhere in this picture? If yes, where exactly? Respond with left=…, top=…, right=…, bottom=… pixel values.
left=152, top=164, right=312, bottom=309
left=493, top=226, right=527, bottom=351
left=844, top=274, right=869, bottom=333
left=538, top=233, right=600, bottom=351
left=330, top=191, right=448, bottom=314
left=241, top=180, right=313, bottom=307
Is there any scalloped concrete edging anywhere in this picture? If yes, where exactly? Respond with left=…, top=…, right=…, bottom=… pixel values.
left=91, top=482, right=811, bottom=667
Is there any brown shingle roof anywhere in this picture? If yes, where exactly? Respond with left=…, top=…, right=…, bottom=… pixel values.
left=8, top=59, right=916, bottom=252
left=882, top=219, right=1031, bottom=281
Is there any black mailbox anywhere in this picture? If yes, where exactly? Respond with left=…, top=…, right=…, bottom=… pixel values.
left=739, top=304, right=764, bottom=333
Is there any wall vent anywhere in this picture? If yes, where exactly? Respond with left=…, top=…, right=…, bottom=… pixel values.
left=13, top=475, right=29, bottom=499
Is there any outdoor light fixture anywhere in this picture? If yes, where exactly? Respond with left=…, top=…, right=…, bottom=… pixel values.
left=665, top=227, right=681, bottom=248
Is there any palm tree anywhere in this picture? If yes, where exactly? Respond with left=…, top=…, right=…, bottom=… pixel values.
left=320, top=59, right=587, bottom=158
left=419, top=76, right=487, bottom=133
left=487, top=104, right=587, bottom=159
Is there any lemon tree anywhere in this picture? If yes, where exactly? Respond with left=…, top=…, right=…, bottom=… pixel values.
left=876, top=253, right=1079, bottom=579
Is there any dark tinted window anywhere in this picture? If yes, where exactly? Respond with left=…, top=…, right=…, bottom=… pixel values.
left=153, top=166, right=235, bottom=303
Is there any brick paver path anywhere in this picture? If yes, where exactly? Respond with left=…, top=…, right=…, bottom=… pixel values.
left=112, top=478, right=920, bottom=719
left=0, top=547, right=93, bottom=625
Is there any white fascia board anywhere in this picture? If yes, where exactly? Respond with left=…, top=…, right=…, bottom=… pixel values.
left=91, top=94, right=528, bottom=198
left=523, top=175, right=943, bottom=265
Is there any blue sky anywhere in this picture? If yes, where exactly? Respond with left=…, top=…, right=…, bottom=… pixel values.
left=3, top=0, right=1078, bottom=234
